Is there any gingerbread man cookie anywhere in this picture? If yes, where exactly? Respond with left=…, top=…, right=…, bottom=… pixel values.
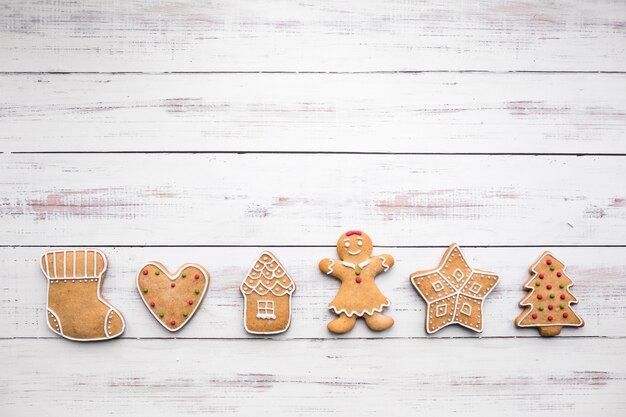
left=40, top=249, right=125, bottom=341
left=137, top=262, right=210, bottom=332
left=319, top=230, right=395, bottom=334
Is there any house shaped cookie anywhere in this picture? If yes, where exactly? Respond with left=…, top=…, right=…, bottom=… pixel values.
left=240, top=251, right=295, bottom=334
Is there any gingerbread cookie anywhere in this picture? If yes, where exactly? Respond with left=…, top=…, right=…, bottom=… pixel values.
left=410, top=244, right=499, bottom=334
left=240, top=251, right=296, bottom=334
left=319, top=230, right=395, bottom=334
left=40, top=249, right=125, bottom=341
left=137, top=262, right=210, bottom=332
left=515, top=252, right=584, bottom=336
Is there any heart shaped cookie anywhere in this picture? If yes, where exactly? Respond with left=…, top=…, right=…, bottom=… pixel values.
left=137, top=262, right=210, bottom=332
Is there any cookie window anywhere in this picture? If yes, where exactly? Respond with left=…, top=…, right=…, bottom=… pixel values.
left=256, top=300, right=276, bottom=320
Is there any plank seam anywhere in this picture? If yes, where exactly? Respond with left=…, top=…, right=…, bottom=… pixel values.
left=8, top=151, right=626, bottom=157
left=1, top=70, right=625, bottom=75
left=2, top=245, right=625, bottom=248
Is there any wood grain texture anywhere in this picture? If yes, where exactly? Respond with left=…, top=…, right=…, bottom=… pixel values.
left=1, top=338, right=625, bottom=416
left=1, top=246, right=624, bottom=339
left=1, top=153, right=625, bottom=246
left=2, top=1, right=626, bottom=415
left=1, top=0, right=625, bottom=72
left=1, top=73, right=625, bottom=153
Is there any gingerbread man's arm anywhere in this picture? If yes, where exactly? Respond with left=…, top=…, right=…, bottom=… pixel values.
left=371, top=254, right=395, bottom=274
left=319, top=258, right=343, bottom=280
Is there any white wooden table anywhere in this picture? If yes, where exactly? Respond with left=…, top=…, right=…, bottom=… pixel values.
left=1, top=1, right=625, bottom=415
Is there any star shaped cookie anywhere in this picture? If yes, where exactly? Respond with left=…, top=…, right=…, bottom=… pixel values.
left=410, top=244, right=499, bottom=334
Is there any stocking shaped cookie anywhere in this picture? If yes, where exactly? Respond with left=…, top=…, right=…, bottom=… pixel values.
left=319, top=230, right=395, bottom=334
left=515, top=252, right=584, bottom=336
left=137, top=262, right=210, bottom=331
left=40, top=249, right=125, bottom=341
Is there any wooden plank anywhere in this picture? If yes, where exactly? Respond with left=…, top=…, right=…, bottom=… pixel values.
left=1, top=153, right=625, bottom=246
left=2, top=246, right=623, bottom=338
left=1, top=338, right=625, bottom=415
left=1, top=73, right=625, bottom=153
left=1, top=1, right=625, bottom=72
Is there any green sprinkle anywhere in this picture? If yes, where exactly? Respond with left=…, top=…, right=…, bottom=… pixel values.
left=559, top=284, right=564, bottom=289
left=155, top=271, right=160, bottom=276
left=550, top=266, right=555, bottom=271
left=143, top=288, right=148, bottom=294
left=539, top=306, right=544, bottom=311
left=194, top=289, right=200, bottom=295
left=355, top=270, right=361, bottom=276
left=550, top=294, right=555, bottom=299
left=535, top=282, right=541, bottom=287
left=183, top=312, right=188, bottom=317
left=559, top=304, right=565, bottom=310
left=159, top=312, right=164, bottom=318
left=182, top=274, right=186, bottom=278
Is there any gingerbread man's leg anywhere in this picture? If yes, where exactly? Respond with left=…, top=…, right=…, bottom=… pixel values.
left=363, top=312, right=394, bottom=331
left=328, top=313, right=357, bottom=334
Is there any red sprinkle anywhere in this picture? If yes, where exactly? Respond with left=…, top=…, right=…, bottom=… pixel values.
left=171, top=282, right=176, bottom=288
left=170, top=320, right=176, bottom=326
left=546, top=259, right=552, bottom=265
left=142, top=270, right=148, bottom=275
left=547, top=284, right=552, bottom=289
left=547, top=316, right=554, bottom=321
left=355, top=276, right=362, bottom=283
left=537, top=294, right=543, bottom=300
left=188, top=299, right=193, bottom=305
left=539, top=274, right=544, bottom=279
left=560, top=294, right=566, bottom=300
left=548, top=304, right=553, bottom=310
left=149, top=301, right=155, bottom=308
left=563, top=313, right=569, bottom=318
left=532, top=313, right=538, bottom=319
left=556, top=272, right=562, bottom=277
left=195, top=274, right=200, bottom=280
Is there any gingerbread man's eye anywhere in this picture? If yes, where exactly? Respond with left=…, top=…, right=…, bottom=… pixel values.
left=357, top=240, right=363, bottom=246
left=344, top=242, right=350, bottom=248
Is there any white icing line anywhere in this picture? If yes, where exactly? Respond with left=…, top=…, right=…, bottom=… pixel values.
left=44, top=252, right=50, bottom=277
left=52, top=252, right=57, bottom=278
left=326, top=259, right=335, bottom=275
left=380, top=256, right=390, bottom=272
left=46, top=308, right=63, bottom=336
left=328, top=301, right=390, bottom=318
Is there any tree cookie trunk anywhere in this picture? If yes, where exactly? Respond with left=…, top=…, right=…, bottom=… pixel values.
left=539, top=326, right=562, bottom=337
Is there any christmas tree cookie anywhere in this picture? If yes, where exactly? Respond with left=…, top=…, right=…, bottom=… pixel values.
left=410, top=244, right=500, bottom=334
left=515, top=252, right=584, bottom=336
left=40, top=249, right=125, bottom=341
left=137, top=262, right=210, bottom=332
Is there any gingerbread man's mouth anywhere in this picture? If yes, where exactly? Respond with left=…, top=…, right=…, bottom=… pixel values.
left=348, top=250, right=362, bottom=255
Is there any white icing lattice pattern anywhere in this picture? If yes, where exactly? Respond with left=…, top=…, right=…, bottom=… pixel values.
left=241, top=252, right=296, bottom=296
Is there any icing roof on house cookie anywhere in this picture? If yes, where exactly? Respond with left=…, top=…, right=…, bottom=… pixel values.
left=240, top=251, right=295, bottom=296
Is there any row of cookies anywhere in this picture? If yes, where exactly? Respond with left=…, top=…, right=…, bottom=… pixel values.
left=38, top=230, right=583, bottom=342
